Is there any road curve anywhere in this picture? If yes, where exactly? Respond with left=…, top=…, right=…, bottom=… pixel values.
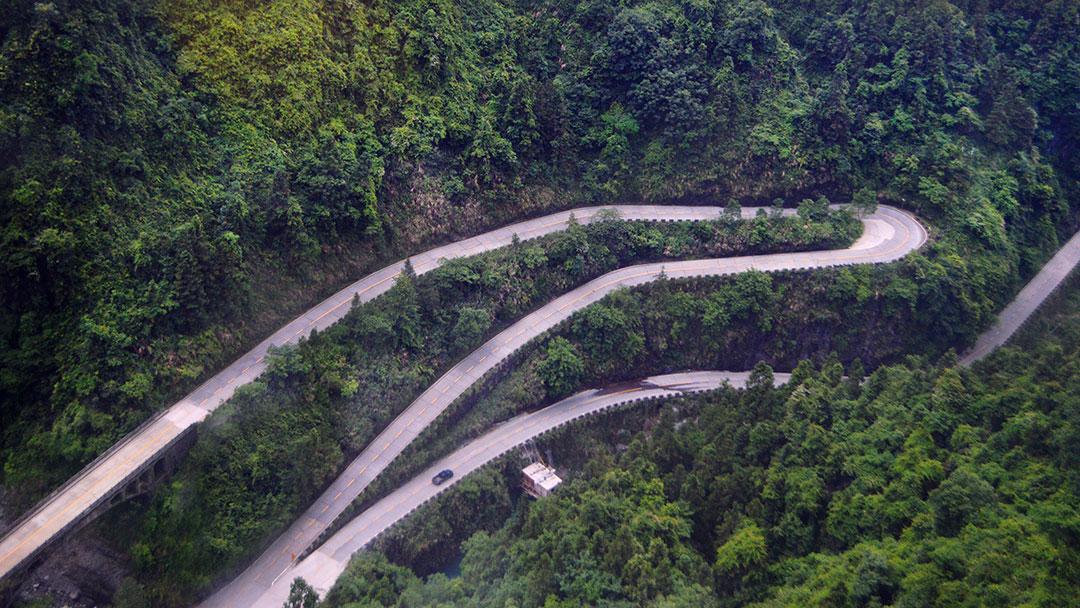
left=0, top=204, right=776, bottom=580
left=202, top=205, right=926, bottom=608
left=960, top=229, right=1080, bottom=365
left=255, top=370, right=794, bottom=607
left=249, top=226, right=1080, bottom=608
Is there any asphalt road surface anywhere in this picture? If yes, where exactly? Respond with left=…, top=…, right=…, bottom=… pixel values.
left=201, top=205, right=927, bottom=607
left=0, top=204, right=751, bottom=580
left=248, top=222, right=1080, bottom=608
left=960, top=228, right=1080, bottom=365
left=255, top=370, right=794, bottom=607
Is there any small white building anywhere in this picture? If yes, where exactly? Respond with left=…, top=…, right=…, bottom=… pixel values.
left=522, top=462, right=562, bottom=498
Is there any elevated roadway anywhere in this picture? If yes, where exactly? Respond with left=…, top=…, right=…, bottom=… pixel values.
left=203, top=205, right=926, bottom=607
left=255, top=371, right=793, bottom=606
left=0, top=203, right=851, bottom=581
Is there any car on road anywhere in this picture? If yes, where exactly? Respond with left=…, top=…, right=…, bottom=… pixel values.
left=432, top=469, right=454, bottom=485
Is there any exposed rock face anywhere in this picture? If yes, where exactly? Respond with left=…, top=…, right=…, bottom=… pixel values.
left=12, top=517, right=132, bottom=608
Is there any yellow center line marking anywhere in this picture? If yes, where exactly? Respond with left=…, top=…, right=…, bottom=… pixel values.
left=5, top=210, right=923, bottom=578
left=306, top=275, right=393, bottom=326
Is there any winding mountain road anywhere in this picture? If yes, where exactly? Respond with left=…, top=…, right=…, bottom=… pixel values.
left=0, top=203, right=877, bottom=582
left=255, top=370, right=794, bottom=607
left=242, top=219, right=1080, bottom=608
left=201, top=205, right=926, bottom=607
left=0, top=178, right=1072, bottom=608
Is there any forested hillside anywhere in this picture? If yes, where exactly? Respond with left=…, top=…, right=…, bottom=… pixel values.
left=319, top=273, right=1080, bottom=608
left=2, top=0, right=1076, bottom=505
left=1, top=0, right=1078, bottom=606
left=118, top=208, right=861, bottom=603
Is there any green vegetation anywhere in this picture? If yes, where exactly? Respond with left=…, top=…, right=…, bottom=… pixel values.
left=312, top=221, right=1070, bottom=567
left=2, top=0, right=1075, bottom=508
left=1, top=0, right=1078, bottom=605
left=116, top=211, right=855, bottom=604
left=319, top=274, right=1080, bottom=608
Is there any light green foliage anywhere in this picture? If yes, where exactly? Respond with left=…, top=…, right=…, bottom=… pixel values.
left=322, top=277, right=1080, bottom=608
left=3, top=0, right=1074, bottom=509
left=714, top=521, right=768, bottom=575
left=0, top=0, right=1077, bottom=605
left=123, top=211, right=847, bottom=604
left=584, top=103, right=641, bottom=197
left=538, top=337, right=585, bottom=399
left=163, top=0, right=341, bottom=135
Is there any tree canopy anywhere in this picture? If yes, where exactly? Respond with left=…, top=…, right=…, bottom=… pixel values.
left=321, top=276, right=1080, bottom=608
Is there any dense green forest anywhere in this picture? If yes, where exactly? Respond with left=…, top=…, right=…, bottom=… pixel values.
left=2, top=0, right=1076, bottom=504
left=1, top=0, right=1078, bottom=606
left=115, top=208, right=859, bottom=603
left=315, top=272, right=1080, bottom=608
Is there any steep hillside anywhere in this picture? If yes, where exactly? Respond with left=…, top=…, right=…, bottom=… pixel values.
left=322, top=271, right=1080, bottom=608
left=1, top=0, right=1076, bottom=561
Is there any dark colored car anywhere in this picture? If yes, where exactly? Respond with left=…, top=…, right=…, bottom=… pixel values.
left=432, top=469, right=454, bottom=485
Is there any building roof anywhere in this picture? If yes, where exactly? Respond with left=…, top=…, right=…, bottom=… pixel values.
left=523, top=462, right=562, bottom=491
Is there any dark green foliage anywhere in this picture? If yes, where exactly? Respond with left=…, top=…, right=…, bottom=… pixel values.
left=377, top=468, right=513, bottom=576
left=851, top=187, right=878, bottom=216
left=123, top=212, right=851, bottom=603
left=321, top=553, right=417, bottom=608
left=538, top=337, right=585, bottom=399
left=323, top=276, right=1080, bottom=608
left=285, top=579, right=319, bottom=608
left=570, top=301, right=644, bottom=373
left=3, top=0, right=1076, bottom=508
left=451, top=307, right=493, bottom=352
left=0, top=0, right=1077, bottom=605
left=928, top=466, right=996, bottom=536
